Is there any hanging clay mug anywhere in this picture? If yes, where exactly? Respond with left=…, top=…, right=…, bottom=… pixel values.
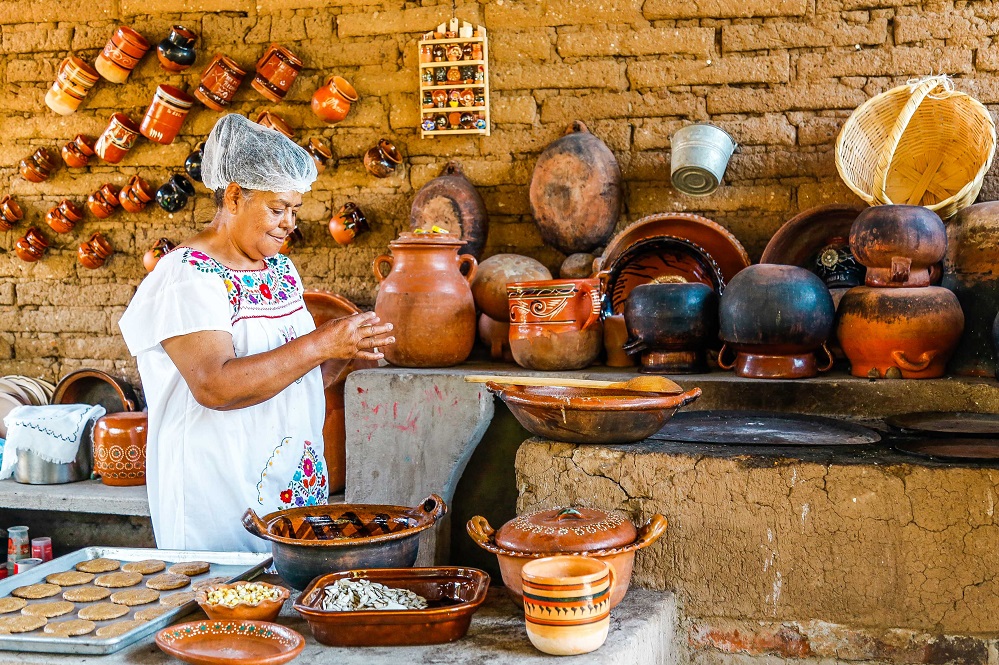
left=95, top=26, right=150, bottom=84
left=46, top=199, right=84, bottom=234
left=139, top=84, right=195, bottom=145
left=364, top=139, right=402, bottom=178
left=61, top=134, right=95, bottom=168
left=87, top=183, right=121, bottom=219
left=45, top=56, right=100, bottom=115
left=195, top=54, right=246, bottom=111
left=78, top=232, right=114, bottom=269
left=156, top=26, right=197, bottom=72
left=14, top=227, right=48, bottom=263
left=311, top=76, right=358, bottom=124
left=94, top=113, right=141, bottom=164
left=0, top=196, right=23, bottom=231
left=507, top=278, right=604, bottom=371
left=143, top=237, right=176, bottom=272
left=252, top=43, right=303, bottom=103
left=328, top=202, right=368, bottom=246
left=119, top=175, right=155, bottom=213
left=304, top=138, right=333, bottom=174
left=19, top=147, right=57, bottom=183
left=279, top=227, right=304, bottom=256
left=255, top=110, right=294, bottom=139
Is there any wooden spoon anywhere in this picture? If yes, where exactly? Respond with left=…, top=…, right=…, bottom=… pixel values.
left=463, top=374, right=684, bottom=394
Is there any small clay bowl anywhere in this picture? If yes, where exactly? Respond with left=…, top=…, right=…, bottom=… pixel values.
left=195, top=581, right=289, bottom=622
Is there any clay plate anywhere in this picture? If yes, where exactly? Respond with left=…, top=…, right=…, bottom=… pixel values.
left=155, top=620, right=304, bottom=665
left=760, top=204, right=866, bottom=267
left=885, top=411, right=999, bottom=437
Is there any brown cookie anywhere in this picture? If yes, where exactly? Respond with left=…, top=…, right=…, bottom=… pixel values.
left=75, top=558, right=120, bottom=574
left=44, top=619, right=96, bottom=636
left=0, top=598, right=27, bottom=614
left=0, top=614, right=46, bottom=633
left=122, top=559, right=166, bottom=575
left=167, top=561, right=211, bottom=577
left=110, top=589, right=159, bottom=606
left=159, top=591, right=195, bottom=607
left=95, top=620, right=144, bottom=639
left=78, top=603, right=129, bottom=621
left=94, top=572, right=142, bottom=589
left=46, top=571, right=95, bottom=587
left=11, top=584, right=61, bottom=600
left=146, top=573, right=191, bottom=591
left=191, top=576, right=228, bottom=591
left=63, top=586, right=112, bottom=603
left=134, top=606, right=171, bottom=622
left=22, top=601, right=74, bottom=618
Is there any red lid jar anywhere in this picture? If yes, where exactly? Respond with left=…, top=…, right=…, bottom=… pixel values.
left=94, top=113, right=141, bottom=164
left=195, top=54, right=246, bottom=111
left=95, top=26, right=150, bottom=84
left=140, top=85, right=195, bottom=145
left=251, top=43, right=303, bottom=103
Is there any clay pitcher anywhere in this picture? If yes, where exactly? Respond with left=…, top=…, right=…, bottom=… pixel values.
left=374, top=233, right=478, bottom=368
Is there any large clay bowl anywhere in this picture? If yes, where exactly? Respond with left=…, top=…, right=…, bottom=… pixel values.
left=760, top=204, right=866, bottom=287
left=52, top=369, right=139, bottom=413
left=486, top=382, right=701, bottom=445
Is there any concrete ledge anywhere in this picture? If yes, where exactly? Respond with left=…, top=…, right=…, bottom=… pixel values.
left=0, top=479, right=150, bottom=516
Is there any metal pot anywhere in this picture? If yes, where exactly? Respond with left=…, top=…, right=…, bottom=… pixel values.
left=670, top=123, right=736, bottom=196
left=14, top=436, right=92, bottom=484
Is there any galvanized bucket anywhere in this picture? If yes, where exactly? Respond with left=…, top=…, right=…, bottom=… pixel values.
left=670, top=123, right=737, bottom=196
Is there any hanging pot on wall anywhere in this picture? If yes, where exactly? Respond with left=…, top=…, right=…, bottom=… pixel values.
left=409, top=160, right=488, bottom=259
left=156, top=25, right=197, bottom=72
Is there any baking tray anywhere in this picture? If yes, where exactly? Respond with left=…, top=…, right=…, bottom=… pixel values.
left=0, top=547, right=270, bottom=655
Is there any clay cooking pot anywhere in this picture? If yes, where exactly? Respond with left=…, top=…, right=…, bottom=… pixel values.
left=850, top=204, right=946, bottom=288
left=623, top=281, right=718, bottom=374
left=507, top=278, right=603, bottom=371
left=93, top=412, right=147, bottom=486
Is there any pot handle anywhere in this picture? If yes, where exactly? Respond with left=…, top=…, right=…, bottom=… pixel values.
left=241, top=508, right=269, bottom=540
left=677, top=387, right=702, bottom=407
left=605, top=561, right=617, bottom=598
left=442, top=160, right=464, bottom=177
left=633, top=514, right=668, bottom=550
left=890, top=256, right=911, bottom=284
left=373, top=254, right=394, bottom=282
left=407, top=493, right=448, bottom=523
left=457, top=254, right=478, bottom=283
left=466, top=515, right=496, bottom=546
left=717, top=343, right=736, bottom=371
left=566, top=120, right=589, bottom=135
left=621, top=337, right=647, bottom=356
left=123, top=398, right=136, bottom=412
left=817, top=342, right=835, bottom=373
left=891, top=349, right=935, bottom=371
left=580, top=281, right=602, bottom=330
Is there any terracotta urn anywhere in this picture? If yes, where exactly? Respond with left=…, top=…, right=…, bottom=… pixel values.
left=94, top=113, right=141, bottom=164
left=252, top=43, right=303, bottom=103
left=470, top=254, right=552, bottom=321
left=78, top=232, right=114, bottom=269
left=363, top=139, right=402, bottom=178
left=140, top=84, right=195, bottom=145
left=507, top=278, right=603, bottom=371
left=409, top=161, right=488, bottom=259
left=850, top=205, right=946, bottom=288
left=623, top=281, right=719, bottom=374
left=195, top=54, right=246, bottom=111
left=61, top=134, right=95, bottom=168
left=718, top=265, right=836, bottom=379
left=373, top=232, right=478, bottom=368
left=837, top=287, right=964, bottom=379
left=0, top=196, right=23, bottom=231
left=95, top=26, right=150, bottom=84
left=93, top=412, right=147, bottom=486
left=15, top=227, right=49, bottom=263
left=328, top=202, right=368, bottom=246
left=156, top=26, right=197, bottom=72
left=311, top=76, right=357, bottom=123
left=143, top=237, right=176, bottom=272
left=45, top=56, right=99, bottom=115
left=478, top=313, right=513, bottom=362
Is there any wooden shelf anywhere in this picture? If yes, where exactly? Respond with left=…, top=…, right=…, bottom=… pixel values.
left=419, top=21, right=490, bottom=138
left=422, top=106, right=487, bottom=113
left=421, top=128, right=488, bottom=136
left=420, top=36, right=485, bottom=45
left=420, top=60, right=486, bottom=67
left=422, top=83, right=486, bottom=90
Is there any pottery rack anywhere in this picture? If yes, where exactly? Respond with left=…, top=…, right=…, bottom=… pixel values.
left=418, top=21, right=491, bottom=138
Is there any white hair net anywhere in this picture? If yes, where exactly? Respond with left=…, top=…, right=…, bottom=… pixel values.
left=201, top=114, right=318, bottom=194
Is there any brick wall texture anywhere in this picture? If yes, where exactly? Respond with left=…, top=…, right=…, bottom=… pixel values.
left=0, top=0, right=996, bottom=384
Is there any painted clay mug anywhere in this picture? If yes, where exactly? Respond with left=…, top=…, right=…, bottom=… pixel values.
left=140, top=84, right=195, bottom=145
left=0, top=196, right=23, bottom=231
left=363, top=139, right=402, bottom=178
left=119, top=175, right=155, bottom=213
left=304, top=137, right=332, bottom=174
left=195, top=54, right=246, bottom=111
left=61, top=134, right=95, bottom=168
left=252, top=43, right=303, bottom=103
left=87, top=183, right=121, bottom=218
left=522, top=555, right=615, bottom=656
left=19, top=148, right=56, bottom=183
left=95, top=26, right=150, bottom=83
left=328, top=201, right=368, bottom=246
left=255, top=110, right=294, bottom=139
left=507, top=278, right=603, bottom=371
left=311, top=75, right=357, bottom=123
left=14, top=227, right=48, bottom=263
left=93, top=412, right=147, bottom=486
left=143, top=237, right=176, bottom=272
left=45, top=56, right=99, bottom=115
left=77, top=232, right=114, bottom=270
left=46, top=199, right=84, bottom=233
left=95, top=113, right=141, bottom=164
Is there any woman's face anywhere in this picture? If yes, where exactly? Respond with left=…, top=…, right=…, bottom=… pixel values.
left=226, top=184, right=302, bottom=260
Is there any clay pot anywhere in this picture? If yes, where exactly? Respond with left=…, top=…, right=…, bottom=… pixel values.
left=478, top=314, right=513, bottom=362
left=373, top=232, right=478, bottom=368
left=46, top=199, right=84, bottom=234
left=311, top=76, right=357, bottom=124
left=156, top=26, right=197, bottom=72
left=409, top=161, right=487, bottom=259
left=364, top=139, right=402, bottom=178
left=0, top=196, right=23, bottom=231
left=184, top=142, right=204, bottom=182
left=471, top=254, right=552, bottom=321
left=508, top=278, right=604, bottom=371
left=119, top=175, right=155, bottom=213
left=252, top=43, right=303, bottom=103
left=14, top=227, right=48, bottom=263
left=140, top=84, right=195, bottom=145
left=45, top=56, right=99, bottom=115
left=93, top=412, right=147, bottom=486
left=156, top=175, right=194, bottom=213
left=623, top=282, right=719, bottom=374
left=994, top=313, right=999, bottom=380
left=850, top=205, right=946, bottom=288
left=87, top=183, right=121, bottom=219
left=718, top=265, right=836, bottom=379
left=522, top=556, right=613, bottom=657
left=61, top=134, right=95, bottom=168
left=195, top=54, right=246, bottom=111
left=19, top=148, right=56, bottom=183
left=94, top=113, right=141, bottom=164
left=143, top=237, right=176, bottom=272
left=78, top=232, right=114, bottom=269
left=304, top=137, right=332, bottom=174
left=255, top=110, right=294, bottom=139
left=328, top=202, right=368, bottom=246
left=837, top=286, right=964, bottom=379
left=530, top=121, right=622, bottom=254
left=95, top=26, right=150, bottom=84
left=602, top=314, right=636, bottom=368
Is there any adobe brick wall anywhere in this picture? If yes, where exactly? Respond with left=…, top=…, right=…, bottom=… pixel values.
left=0, top=1, right=995, bottom=385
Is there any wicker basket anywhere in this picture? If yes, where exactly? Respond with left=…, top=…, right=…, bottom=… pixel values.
left=835, top=75, right=996, bottom=219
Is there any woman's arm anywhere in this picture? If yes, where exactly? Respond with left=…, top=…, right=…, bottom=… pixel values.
left=160, top=312, right=394, bottom=411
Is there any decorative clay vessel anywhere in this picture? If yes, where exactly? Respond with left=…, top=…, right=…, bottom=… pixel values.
left=409, top=160, right=487, bottom=259
left=0, top=196, right=23, bottom=231
left=45, top=57, right=99, bottom=115
left=255, top=110, right=294, bottom=138
left=470, top=254, right=552, bottom=321
left=61, top=134, right=95, bottom=168
left=15, top=227, right=48, bottom=263
left=156, top=26, right=197, bottom=72
left=850, top=204, right=946, bottom=288
left=119, top=175, right=155, bottom=213
left=328, top=202, right=368, bottom=246
left=252, top=43, right=302, bottom=103
left=363, top=139, right=402, bottom=178
left=156, top=175, right=194, bottom=213
left=93, top=412, right=147, bottom=485
left=139, top=85, right=195, bottom=145
left=94, top=113, right=141, bottom=164
left=522, top=556, right=613, bottom=657
left=623, top=281, right=718, bottom=374
left=77, top=232, right=114, bottom=269
left=19, top=148, right=57, bottom=183
left=195, top=54, right=246, bottom=111
left=87, top=183, right=121, bottom=219
left=304, top=138, right=332, bottom=174
left=184, top=142, right=204, bottom=182
left=95, top=26, right=150, bottom=84
left=311, top=76, right=357, bottom=123
left=46, top=199, right=83, bottom=234
left=143, top=237, right=176, bottom=272
left=507, top=278, right=603, bottom=371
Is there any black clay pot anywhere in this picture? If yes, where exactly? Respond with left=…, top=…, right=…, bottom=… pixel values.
left=850, top=204, right=946, bottom=288
left=156, top=26, right=197, bottom=72
left=184, top=144, right=203, bottom=183
left=719, top=264, right=835, bottom=379
left=622, top=282, right=718, bottom=374
left=156, top=178, right=189, bottom=213
left=993, top=312, right=999, bottom=380
left=172, top=174, right=195, bottom=198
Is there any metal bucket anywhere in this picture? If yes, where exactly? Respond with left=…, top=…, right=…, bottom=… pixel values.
left=13, top=433, right=93, bottom=485
left=670, top=123, right=737, bottom=196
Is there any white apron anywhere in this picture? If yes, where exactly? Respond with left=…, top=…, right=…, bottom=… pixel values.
left=118, top=248, right=328, bottom=552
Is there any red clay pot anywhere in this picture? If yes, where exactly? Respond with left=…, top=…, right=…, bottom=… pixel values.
left=363, top=139, right=402, bottom=178
left=95, top=26, right=150, bottom=84
left=95, top=113, right=140, bottom=164
left=255, top=110, right=294, bottom=139
left=61, top=134, right=95, bottom=168
left=78, top=232, right=114, bottom=269
left=120, top=175, right=155, bottom=213
left=0, top=196, right=23, bottom=231
left=311, top=75, right=357, bottom=124
left=143, top=237, right=176, bottom=272
left=252, top=43, right=302, bottom=103
left=15, top=227, right=48, bottom=263
left=507, top=278, right=603, bottom=371
left=87, top=183, right=121, bottom=218
left=328, top=202, right=368, bottom=246
left=93, top=412, right=147, bottom=486
left=195, top=54, right=246, bottom=111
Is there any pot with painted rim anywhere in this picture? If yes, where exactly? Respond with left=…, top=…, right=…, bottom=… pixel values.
left=507, top=278, right=603, bottom=371
left=61, top=134, right=95, bottom=168
left=140, top=84, right=195, bottom=145
left=78, top=232, right=114, bottom=270
left=45, top=56, right=99, bottom=115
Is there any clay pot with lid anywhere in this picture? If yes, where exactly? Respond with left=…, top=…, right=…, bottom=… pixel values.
left=850, top=205, right=946, bottom=288
left=93, top=412, right=147, bottom=486
left=252, top=43, right=303, bottom=103
left=409, top=160, right=488, bottom=259
left=373, top=232, right=478, bottom=368
left=718, top=265, right=836, bottom=379
left=195, top=54, right=246, bottom=111
left=14, top=227, right=49, bottom=263
left=311, top=76, right=357, bottom=124
left=143, top=237, right=176, bottom=272
left=140, top=85, right=195, bottom=145
left=78, top=232, right=114, bottom=269
left=364, top=139, right=402, bottom=178
left=95, top=26, right=150, bottom=84
left=328, top=202, right=368, bottom=246
left=156, top=26, right=197, bottom=72
left=470, top=254, right=552, bottom=321
left=467, top=507, right=668, bottom=608
left=623, top=280, right=719, bottom=374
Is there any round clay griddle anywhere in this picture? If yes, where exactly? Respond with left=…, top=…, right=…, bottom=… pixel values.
left=893, top=438, right=999, bottom=461
left=651, top=410, right=881, bottom=446
left=885, top=411, right=999, bottom=436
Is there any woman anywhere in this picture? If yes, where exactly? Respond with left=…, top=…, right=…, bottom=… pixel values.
left=119, top=114, right=394, bottom=552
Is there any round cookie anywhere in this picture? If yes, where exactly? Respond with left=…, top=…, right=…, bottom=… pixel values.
left=110, top=589, right=159, bottom=606
left=76, top=558, right=120, bottom=574
left=94, top=572, right=143, bottom=589
left=12, top=584, right=61, bottom=600
left=95, top=620, right=145, bottom=639
left=46, top=571, right=94, bottom=587
left=122, top=559, right=166, bottom=575
left=134, top=606, right=171, bottom=622
left=22, top=601, right=74, bottom=618
left=63, top=586, right=112, bottom=603
left=0, top=615, right=46, bottom=633
left=191, top=576, right=228, bottom=591
left=167, top=561, right=210, bottom=577
left=44, top=619, right=96, bottom=636
left=159, top=591, right=195, bottom=607
left=146, top=573, right=190, bottom=591
left=78, top=602, right=130, bottom=621
left=0, top=598, right=27, bottom=614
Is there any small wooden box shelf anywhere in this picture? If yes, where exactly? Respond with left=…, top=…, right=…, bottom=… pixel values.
left=418, top=21, right=490, bottom=137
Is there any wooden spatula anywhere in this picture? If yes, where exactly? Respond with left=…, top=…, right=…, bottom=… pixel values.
left=463, top=374, right=684, bottom=393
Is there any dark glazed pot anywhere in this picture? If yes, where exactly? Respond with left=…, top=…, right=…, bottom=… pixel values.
left=623, top=282, right=718, bottom=374
left=719, top=265, right=836, bottom=379
left=994, top=312, right=999, bottom=380
left=184, top=143, right=203, bottom=182
left=156, top=26, right=197, bottom=72
left=850, top=204, right=946, bottom=288
left=364, top=139, right=402, bottom=178
left=409, top=161, right=488, bottom=259
left=156, top=175, right=194, bottom=212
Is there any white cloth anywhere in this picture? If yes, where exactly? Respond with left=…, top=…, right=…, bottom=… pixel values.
left=118, top=248, right=327, bottom=553
left=0, top=404, right=106, bottom=480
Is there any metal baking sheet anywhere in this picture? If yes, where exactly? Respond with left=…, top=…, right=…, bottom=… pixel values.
left=886, top=411, right=999, bottom=436
left=0, top=547, right=270, bottom=655
left=650, top=410, right=881, bottom=446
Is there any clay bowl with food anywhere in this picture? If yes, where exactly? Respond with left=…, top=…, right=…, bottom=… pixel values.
left=485, top=381, right=701, bottom=444
left=242, top=494, right=447, bottom=590
left=196, top=580, right=290, bottom=622
left=467, top=507, right=667, bottom=608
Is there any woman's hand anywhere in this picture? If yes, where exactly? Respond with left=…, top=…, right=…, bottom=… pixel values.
left=314, top=311, right=395, bottom=361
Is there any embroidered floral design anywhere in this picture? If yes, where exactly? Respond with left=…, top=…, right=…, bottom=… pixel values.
left=182, top=249, right=302, bottom=323
left=282, top=441, right=327, bottom=507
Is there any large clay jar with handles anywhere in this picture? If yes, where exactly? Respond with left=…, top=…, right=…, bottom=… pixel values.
left=374, top=233, right=477, bottom=368
left=507, top=278, right=603, bottom=371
